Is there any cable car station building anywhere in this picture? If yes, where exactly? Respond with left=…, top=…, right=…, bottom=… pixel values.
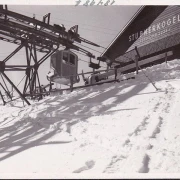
left=102, top=6, right=180, bottom=73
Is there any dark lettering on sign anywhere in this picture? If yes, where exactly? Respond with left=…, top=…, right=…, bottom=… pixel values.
left=128, top=13, right=180, bottom=42
left=139, top=28, right=170, bottom=43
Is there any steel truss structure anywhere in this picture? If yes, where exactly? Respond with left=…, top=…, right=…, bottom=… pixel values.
left=0, top=5, right=101, bottom=105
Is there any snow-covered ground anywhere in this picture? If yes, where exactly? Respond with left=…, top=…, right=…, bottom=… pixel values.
left=1, top=60, right=180, bottom=178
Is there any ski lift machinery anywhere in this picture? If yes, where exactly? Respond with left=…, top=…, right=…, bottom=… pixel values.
left=47, top=50, right=103, bottom=86
left=0, top=5, right=106, bottom=105
left=46, top=25, right=103, bottom=86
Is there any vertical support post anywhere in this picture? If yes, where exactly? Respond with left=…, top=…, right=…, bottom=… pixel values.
left=24, top=44, right=32, bottom=96
left=135, top=46, right=140, bottom=75
left=70, top=75, right=73, bottom=92
left=106, top=65, right=109, bottom=79
left=23, top=73, right=28, bottom=94
left=43, top=13, right=51, bottom=24
left=90, top=75, right=93, bottom=85
left=36, top=70, right=42, bottom=100
left=165, top=52, right=168, bottom=64
left=11, top=85, right=13, bottom=97
left=4, top=5, right=8, bottom=20
left=91, top=69, right=95, bottom=85
left=24, top=43, right=42, bottom=99
left=30, top=69, right=35, bottom=95
left=135, top=55, right=139, bottom=74
left=33, top=43, right=41, bottom=97
left=49, top=81, right=52, bottom=91
left=133, top=46, right=158, bottom=91
left=114, top=68, right=117, bottom=80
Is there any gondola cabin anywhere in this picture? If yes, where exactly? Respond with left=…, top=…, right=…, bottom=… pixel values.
left=47, top=50, right=79, bottom=85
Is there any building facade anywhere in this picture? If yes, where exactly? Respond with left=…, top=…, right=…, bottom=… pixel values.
left=102, top=6, right=180, bottom=73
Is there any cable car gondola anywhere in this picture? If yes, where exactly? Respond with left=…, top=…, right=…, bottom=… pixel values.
left=47, top=50, right=80, bottom=85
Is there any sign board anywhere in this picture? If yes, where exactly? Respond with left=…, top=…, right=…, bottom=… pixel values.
left=114, top=6, right=180, bottom=65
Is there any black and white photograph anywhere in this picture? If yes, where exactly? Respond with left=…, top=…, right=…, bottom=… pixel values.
left=0, top=1, right=180, bottom=178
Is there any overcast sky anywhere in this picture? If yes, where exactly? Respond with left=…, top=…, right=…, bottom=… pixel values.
left=1, top=5, right=141, bottom=91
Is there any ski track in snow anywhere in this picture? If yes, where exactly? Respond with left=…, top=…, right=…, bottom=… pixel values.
left=104, top=83, right=176, bottom=173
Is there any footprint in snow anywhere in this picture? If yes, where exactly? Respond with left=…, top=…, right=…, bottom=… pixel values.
left=73, top=160, right=95, bottom=173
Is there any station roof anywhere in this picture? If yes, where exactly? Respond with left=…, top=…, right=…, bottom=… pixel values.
left=101, top=5, right=168, bottom=61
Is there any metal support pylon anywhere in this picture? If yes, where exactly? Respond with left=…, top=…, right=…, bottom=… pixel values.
left=0, top=5, right=99, bottom=105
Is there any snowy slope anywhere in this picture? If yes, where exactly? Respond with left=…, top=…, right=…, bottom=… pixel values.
left=1, top=60, right=180, bottom=178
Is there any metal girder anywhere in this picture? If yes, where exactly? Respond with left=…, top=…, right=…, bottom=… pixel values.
left=0, top=7, right=99, bottom=57
left=0, top=19, right=62, bottom=45
left=3, top=43, right=24, bottom=63
left=0, top=24, right=56, bottom=52
left=0, top=10, right=76, bottom=50
left=0, top=9, right=71, bottom=41
left=0, top=29, right=55, bottom=53
left=0, top=6, right=101, bottom=105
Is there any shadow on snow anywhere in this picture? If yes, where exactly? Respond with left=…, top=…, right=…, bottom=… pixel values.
left=0, top=81, right=150, bottom=162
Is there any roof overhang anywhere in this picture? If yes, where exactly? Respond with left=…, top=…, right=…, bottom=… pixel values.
left=101, top=5, right=168, bottom=61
